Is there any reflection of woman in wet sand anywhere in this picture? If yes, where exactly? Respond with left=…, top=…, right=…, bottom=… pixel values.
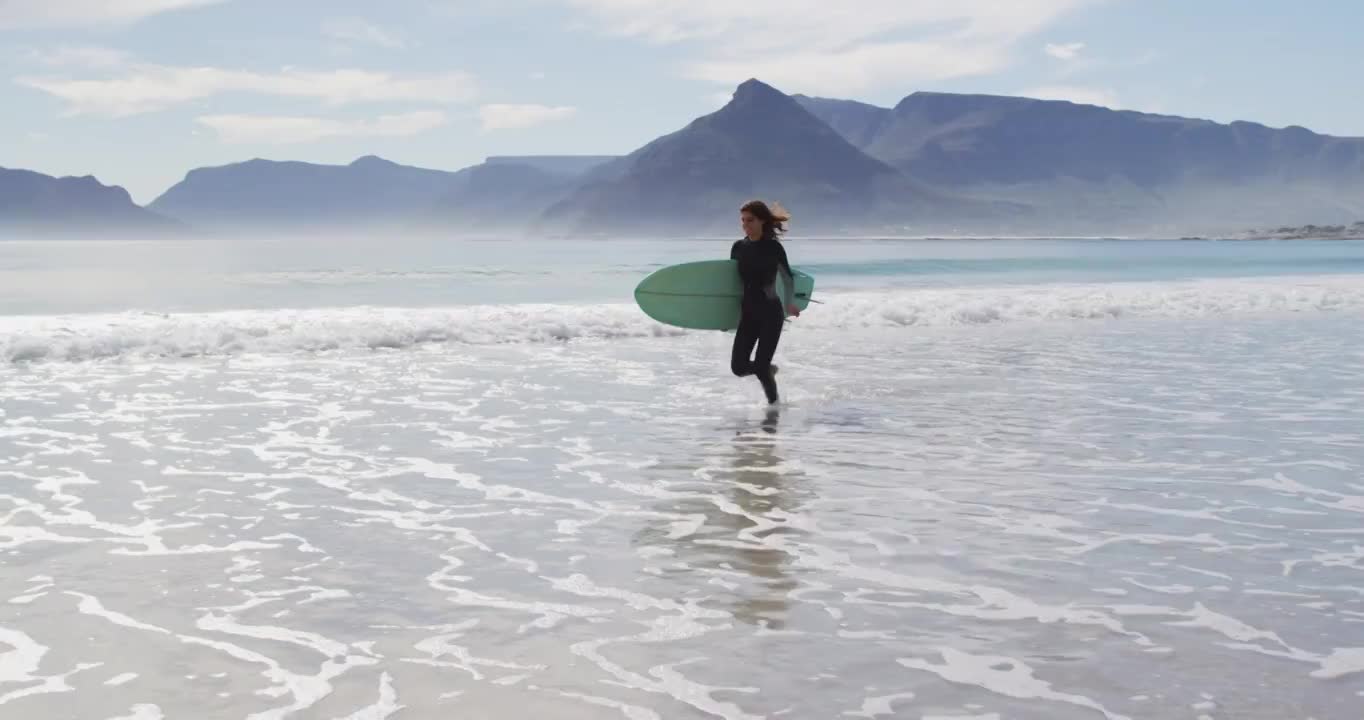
left=723, top=409, right=799, bottom=628
left=632, top=409, right=803, bottom=629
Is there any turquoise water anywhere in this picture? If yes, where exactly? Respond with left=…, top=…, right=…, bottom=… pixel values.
left=800, top=242, right=1364, bottom=284
left=1, top=237, right=1362, bottom=316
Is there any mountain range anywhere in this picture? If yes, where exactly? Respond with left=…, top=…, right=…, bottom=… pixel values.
left=793, top=90, right=1364, bottom=232
left=0, top=166, right=182, bottom=235
left=4, top=78, right=1363, bottom=238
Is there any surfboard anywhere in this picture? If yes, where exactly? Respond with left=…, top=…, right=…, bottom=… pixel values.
left=633, top=259, right=815, bottom=331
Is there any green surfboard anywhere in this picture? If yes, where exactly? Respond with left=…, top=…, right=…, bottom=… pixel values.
left=633, top=259, right=815, bottom=331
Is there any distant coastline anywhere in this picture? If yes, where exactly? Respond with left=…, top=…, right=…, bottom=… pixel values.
left=1182, top=221, right=1364, bottom=241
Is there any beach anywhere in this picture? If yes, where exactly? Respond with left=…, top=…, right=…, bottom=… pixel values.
left=3, top=236, right=1363, bottom=719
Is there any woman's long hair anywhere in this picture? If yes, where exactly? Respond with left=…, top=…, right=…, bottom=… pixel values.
left=741, top=200, right=791, bottom=241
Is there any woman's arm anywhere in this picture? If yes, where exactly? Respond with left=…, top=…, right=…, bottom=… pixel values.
left=776, top=243, right=797, bottom=313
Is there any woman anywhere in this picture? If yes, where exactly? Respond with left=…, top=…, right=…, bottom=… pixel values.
left=730, top=200, right=800, bottom=405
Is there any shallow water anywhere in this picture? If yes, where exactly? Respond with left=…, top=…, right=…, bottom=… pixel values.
left=2, top=237, right=1363, bottom=718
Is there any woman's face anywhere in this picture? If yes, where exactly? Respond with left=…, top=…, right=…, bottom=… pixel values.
left=740, top=210, right=763, bottom=240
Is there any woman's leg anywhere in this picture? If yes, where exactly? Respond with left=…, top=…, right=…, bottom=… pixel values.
left=752, top=305, right=784, bottom=403
left=731, top=310, right=760, bottom=377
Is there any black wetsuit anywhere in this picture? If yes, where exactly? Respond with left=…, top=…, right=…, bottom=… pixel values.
left=729, top=236, right=795, bottom=403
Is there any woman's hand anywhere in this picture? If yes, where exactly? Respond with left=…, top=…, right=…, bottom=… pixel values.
left=786, top=305, right=801, bottom=317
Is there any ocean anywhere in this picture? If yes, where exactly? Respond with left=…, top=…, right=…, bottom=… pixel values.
left=2, top=235, right=1362, bottom=719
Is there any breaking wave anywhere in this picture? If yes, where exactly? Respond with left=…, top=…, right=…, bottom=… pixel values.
left=4, top=274, right=1362, bottom=364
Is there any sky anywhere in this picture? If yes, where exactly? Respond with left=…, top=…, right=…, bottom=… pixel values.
left=3, top=0, right=1362, bottom=204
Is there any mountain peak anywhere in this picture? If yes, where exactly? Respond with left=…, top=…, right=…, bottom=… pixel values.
left=725, top=78, right=790, bottom=111
left=350, top=155, right=396, bottom=168
left=704, top=78, right=827, bottom=136
left=734, top=77, right=779, bottom=94
left=537, top=78, right=937, bottom=233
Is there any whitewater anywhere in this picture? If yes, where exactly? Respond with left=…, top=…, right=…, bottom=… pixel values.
left=2, top=235, right=1363, bottom=719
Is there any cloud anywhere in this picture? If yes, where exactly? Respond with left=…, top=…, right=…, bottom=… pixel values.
left=16, top=61, right=478, bottom=116
left=1044, top=42, right=1086, bottom=60
left=1020, top=84, right=1119, bottom=108
left=687, top=40, right=1008, bottom=97
left=322, top=17, right=407, bottom=49
left=196, top=110, right=447, bottom=144
left=0, top=0, right=227, bottom=29
left=478, top=103, right=576, bottom=131
left=26, top=45, right=133, bottom=69
left=561, top=0, right=1099, bottom=94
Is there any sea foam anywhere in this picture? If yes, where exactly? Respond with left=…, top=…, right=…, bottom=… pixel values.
left=3, top=274, right=1361, bottom=364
